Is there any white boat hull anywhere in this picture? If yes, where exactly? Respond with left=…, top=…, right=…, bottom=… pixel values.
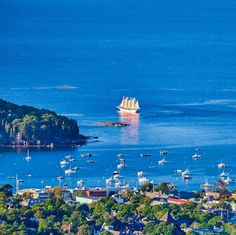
left=117, top=106, right=139, bottom=113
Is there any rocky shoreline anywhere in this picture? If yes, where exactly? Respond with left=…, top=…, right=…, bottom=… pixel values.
left=95, top=121, right=129, bottom=127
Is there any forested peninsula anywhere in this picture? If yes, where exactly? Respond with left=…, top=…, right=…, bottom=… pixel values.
left=0, top=99, right=86, bottom=147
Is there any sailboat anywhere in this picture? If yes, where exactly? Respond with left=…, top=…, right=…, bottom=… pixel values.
left=201, top=179, right=213, bottom=189
left=158, top=158, right=167, bottom=165
left=117, top=97, right=140, bottom=113
left=25, top=150, right=32, bottom=161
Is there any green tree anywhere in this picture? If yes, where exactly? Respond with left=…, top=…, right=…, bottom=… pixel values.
left=140, top=182, right=153, bottom=192
left=77, top=224, right=93, bottom=235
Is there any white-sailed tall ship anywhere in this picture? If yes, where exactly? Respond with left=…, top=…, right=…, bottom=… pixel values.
left=117, top=97, right=140, bottom=113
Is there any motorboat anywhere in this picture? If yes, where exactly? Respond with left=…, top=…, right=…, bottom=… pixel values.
left=137, top=171, right=144, bottom=178
left=117, top=163, right=125, bottom=170
left=119, top=158, right=126, bottom=163
left=80, top=153, right=92, bottom=157
left=69, top=158, right=76, bottom=162
left=218, top=162, right=228, bottom=169
left=140, top=153, right=151, bottom=157
left=65, top=155, right=73, bottom=159
left=183, top=174, right=192, bottom=180
left=65, top=168, right=76, bottom=175
left=60, top=160, right=69, bottom=166
left=57, top=176, right=64, bottom=180
left=160, top=150, right=168, bottom=155
left=192, top=153, right=201, bottom=159
left=72, top=166, right=80, bottom=171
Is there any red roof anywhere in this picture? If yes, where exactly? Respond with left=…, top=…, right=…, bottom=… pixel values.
left=168, top=197, right=189, bottom=204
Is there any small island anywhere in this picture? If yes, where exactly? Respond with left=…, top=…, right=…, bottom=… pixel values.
left=95, top=122, right=129, bottom=127
left=0, top=99, right=87, bottom=148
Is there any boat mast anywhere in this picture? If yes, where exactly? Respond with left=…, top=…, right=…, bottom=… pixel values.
left=127, top=98, right=131, bottom=109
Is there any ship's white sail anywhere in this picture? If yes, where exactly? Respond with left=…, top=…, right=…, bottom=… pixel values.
left=135, top=100, right=140, bottom=110
left=127, top=99, right=131, bottom=109
left=123, top=97, right=128, bottom=108
left=119, top=97, right=125, bottom=108
left=131, top=98, right=136, bottom=109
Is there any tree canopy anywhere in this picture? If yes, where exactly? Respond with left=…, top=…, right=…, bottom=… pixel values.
left=0, top=99, right=86, bottom=146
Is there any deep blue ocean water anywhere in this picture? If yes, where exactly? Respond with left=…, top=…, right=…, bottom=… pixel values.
left=0, top=0, right=236, bottom=191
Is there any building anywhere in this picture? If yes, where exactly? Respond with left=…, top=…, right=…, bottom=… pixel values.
left=206, top=190, right=231, bottom=199
left=168, top=197, right=189, bottom=205
left=76, top=196, right=100, bottom=204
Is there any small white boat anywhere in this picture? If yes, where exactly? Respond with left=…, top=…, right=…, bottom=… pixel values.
left=25, top=150, right=32, bottom=161
left=60, top=160, right=69, bottom=166
left=77, top=179, right=84, bottom=187
left=137, top=171, right=144, bottom=178
left=138, top=177, right=150, bottom=185
left=192, top=154, right=201, bottom=159
left=106, top=177, right=113, bottom=186
left=57, top=176, right=64, bottom=180
left=87, top=159, right=94, bottom=164
left=80, top=153, right=92, bottom=157
left=223, top=176, right=234, bottom=185
left=140, top=153, right=151, bottom=157
left=72, top=166, right=80, bottom=171
left=65, top=155, right=72, bottom=159
left=218, top=162, right=228, bottom=169
left=69, top=158, right=76, bottom=162
left=117, top=153, right=125, bottom=158
left=183, top=174, right=192, bottom=180
left=182, top=168, right=192, bottom=176
left=158, top=158, right=167, bottom=165
left=176, top=169, right=183, bottom=173
left=160, top=150, right=168, bottom=155
left=220, top=171, right=229, bottom=178
left=201, top=179, right=213, bottom=189
left=118, top=158, right=126, bottom=163
left=65, top=168, right=76, bottom=175
left=117, top=163, right=125, bottom=170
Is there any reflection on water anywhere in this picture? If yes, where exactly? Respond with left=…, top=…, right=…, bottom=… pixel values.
left=119, top=112, right=140, bottom=145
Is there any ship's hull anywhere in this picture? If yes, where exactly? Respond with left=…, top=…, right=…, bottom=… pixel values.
left=117, top=106, right=139, bottom=113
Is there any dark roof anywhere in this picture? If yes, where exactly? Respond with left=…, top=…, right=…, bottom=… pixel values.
left=160, top=211, right=191, bottom=226
left=160, top=211, right=175, bottom=223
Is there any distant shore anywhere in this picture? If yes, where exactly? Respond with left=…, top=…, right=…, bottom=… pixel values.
left=0, top=135, right=99, bottom=150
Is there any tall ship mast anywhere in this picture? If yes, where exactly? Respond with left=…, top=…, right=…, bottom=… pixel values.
left=117, top=97, right=140, bottom=113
